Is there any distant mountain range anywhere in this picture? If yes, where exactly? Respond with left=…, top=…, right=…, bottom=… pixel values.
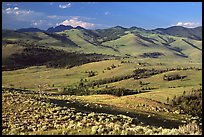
left=17, top=25, right=86, bottom=33
left=15, top=25, right=202, bottom=41
left=153, top=26, right=202, bottom=41
left=46, top=25, right=74, bottom=32
left=17, top=28, right=45, bottom=33
left=2, top=24, right=202, bottom=70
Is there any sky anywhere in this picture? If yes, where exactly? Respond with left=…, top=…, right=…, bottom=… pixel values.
left=2, top=2, right=202, bottom=30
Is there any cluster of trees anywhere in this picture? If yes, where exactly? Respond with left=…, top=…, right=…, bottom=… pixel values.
left=61, top=78, right=138, bottom=96
left=61, top=87, right=90, bottom=96
left=60, top=79, right=90, bottom=95
left=137, top=62, right=150, bottom=66
left=46, top=52, right=111, bottom=69
left=61, top=87, right=139, bottom=97
left=133, top=68, right=165, bottom=79
left=140, top=87, right=154, bottom=91
left=163, top=74, right=187, bottom=81
left=5, top=46, right=58, bottom=70
left=139, top=52, right=164, bottom=58
left=170, top=88, right=202, bottom=118
left=5, top=45, right=113, bottom=70
left=133, top=67, right=199, bottom=81
left=95, top=88, right=138, bottom=97
left=84, top=67, right=198, bottom=92
left=139, top=81, right=150, bottom=86
left=87, top=68, right=183, bottom=88
left=86, top=71, right=97, bottom=77
left=59, top=77, right=140, bottom=96
left=87, top=74, right=134, bottom=87
left=106, top=64, right=117, bottom=70
left=121, top=60, right=132, bottom=63
left=165, top=67, right=201, bottom=71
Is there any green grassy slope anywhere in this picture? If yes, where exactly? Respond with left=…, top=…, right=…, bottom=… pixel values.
left=57, top=29, right=120, bottom=56
left=2, top=28, right=202, bottom=64
left=102, top=32, right=202, bottom=62
left=2, top=58, right=202, bottom=93
left=102, top=33, right=175, bottom=57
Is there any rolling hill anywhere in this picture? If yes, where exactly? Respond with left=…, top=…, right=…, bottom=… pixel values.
left=153, top=26, right=202, bottom=41
left=2, top=25, right=202, bottom=71
left=16, top=28, right=45, bottom=33
left=47, top=25, right=74, bottom=33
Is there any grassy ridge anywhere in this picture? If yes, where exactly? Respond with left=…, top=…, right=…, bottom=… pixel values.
left=2, top=28, right=202, bottom=64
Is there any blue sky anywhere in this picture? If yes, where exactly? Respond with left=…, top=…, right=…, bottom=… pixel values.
left=2, top=2, right=202, bottom=30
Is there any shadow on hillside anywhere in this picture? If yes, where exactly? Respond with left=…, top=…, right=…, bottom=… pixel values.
left=45, top=97, right=183, bottom=129
left=3, top=87, right=183, bottom=129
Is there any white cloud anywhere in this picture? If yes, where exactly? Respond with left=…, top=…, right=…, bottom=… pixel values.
left=59, top=3, right=71, bottom=9
left=176, top=22, right=182, bottom=26
left=3, top=7, right=44, bottom=22
left=175, top=22, right=201, bottom=28
left=14, top=7, right=19, bottom=10
left=57, top=17, right=95, bottom=28
left=3, top=7, right=34, bottom=16
left=5, top=8, right=11, bottom=11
